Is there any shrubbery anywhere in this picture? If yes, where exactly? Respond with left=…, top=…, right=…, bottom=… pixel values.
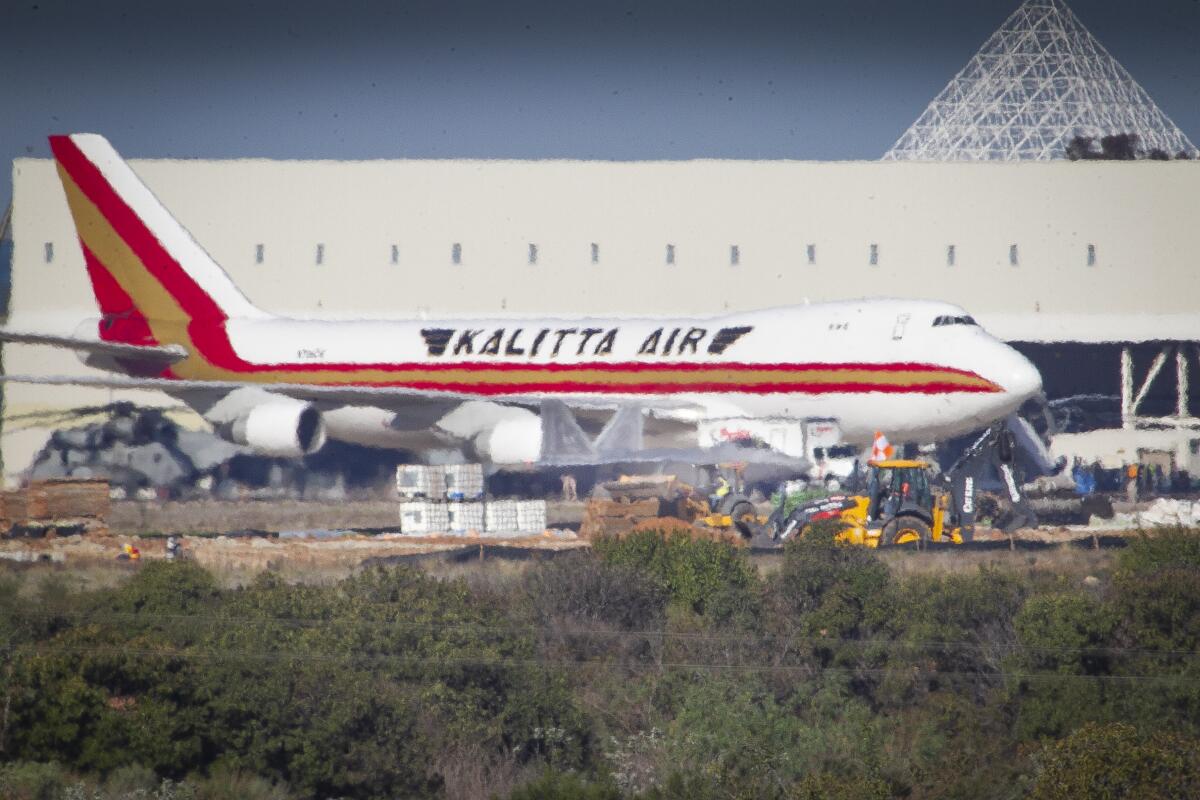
left=1, top=527, right=1199, bottom=798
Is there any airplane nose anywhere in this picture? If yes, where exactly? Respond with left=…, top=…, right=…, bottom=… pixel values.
left=1003, top=348, right=1043, bottom=401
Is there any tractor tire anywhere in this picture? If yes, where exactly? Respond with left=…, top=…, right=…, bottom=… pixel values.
left=719, top=494, right=757, bottom=539
left=881, top=516, right=931, bottom=549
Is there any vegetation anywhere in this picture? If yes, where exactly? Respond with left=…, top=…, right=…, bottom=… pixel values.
left=2, top=527, right=1199, bottom=798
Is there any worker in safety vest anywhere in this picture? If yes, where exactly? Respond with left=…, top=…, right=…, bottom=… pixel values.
left=711, top=475, right=732, bottom=510
left=1125, top=463, right=1139, bottom=505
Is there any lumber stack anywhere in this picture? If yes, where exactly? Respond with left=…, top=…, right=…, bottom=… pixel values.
left=39, top=479, right=111, bottom=519
left=579, top=497, right=663, bottom=540
left=1, top=480, right=109, bottom=526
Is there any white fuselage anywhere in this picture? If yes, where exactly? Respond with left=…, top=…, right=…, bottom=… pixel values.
left=207, top=298, right=1042, bottom=449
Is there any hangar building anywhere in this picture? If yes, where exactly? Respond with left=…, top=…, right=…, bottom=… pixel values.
left=2, top=0, right=1198, bottom=484
left=5, top=153, right=1199, bottom=482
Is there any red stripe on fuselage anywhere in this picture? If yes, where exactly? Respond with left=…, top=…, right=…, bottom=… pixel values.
left=317, top=380, right=998, bottom=396
left=183, top=316, right=1006, bottom=388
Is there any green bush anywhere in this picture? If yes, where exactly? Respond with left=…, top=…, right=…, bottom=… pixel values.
left=192, top=764, right=288, bottom=800
left=1009, top=591, right=1119, bottom=740
left=503, top=768, right=621, bottom=800
left=1115, top=526, right=1200, bottom=575
left=592, top=530, right=758, bottom=620
left=107, top=561, right=221, bottom=618
left=103, top=763, right=160, bottom=796
left=773, top=526, right=894, bottom=652
left=0, top=761, right=70, bottom=800
left=525, top=551, right=668, bottom=631
left=10, top=531, right=1200, bottom=800
left=1030, top=722, right=1200, bottom=800
left=1014, top=592, right=1115, bottom=675
left=881, top=567, right=1027, bottom=705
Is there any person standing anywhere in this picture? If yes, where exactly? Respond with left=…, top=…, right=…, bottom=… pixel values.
left=560, top=473, right=577, bottom=502
left=710, top=474, right=732, bottom=510
left=1125, top=463, right=1139, bottom=505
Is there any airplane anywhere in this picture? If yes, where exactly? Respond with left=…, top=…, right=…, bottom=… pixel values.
left=0, top=133, right=1044, bottom=468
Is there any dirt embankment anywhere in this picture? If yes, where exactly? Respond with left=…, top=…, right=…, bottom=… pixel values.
left=107, top=499, right=404, bottom=534
left=104, top=499, right=588, bottom=535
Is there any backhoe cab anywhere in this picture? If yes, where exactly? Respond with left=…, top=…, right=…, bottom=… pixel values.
left=835, top=459, right=962, bottom=548
left=775, top=422, right=1038, bottom=549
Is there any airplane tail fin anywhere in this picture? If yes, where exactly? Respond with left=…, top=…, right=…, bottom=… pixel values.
left=48, top=133, right=265, bottom=345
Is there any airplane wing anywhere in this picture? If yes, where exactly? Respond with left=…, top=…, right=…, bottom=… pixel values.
left=0, top=330, right=188, bottom=365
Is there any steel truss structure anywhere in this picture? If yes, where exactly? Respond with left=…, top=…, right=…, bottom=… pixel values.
left=883, top=0, right=1198, bottom=161
left=1121, top=345, right=1199, bottom=431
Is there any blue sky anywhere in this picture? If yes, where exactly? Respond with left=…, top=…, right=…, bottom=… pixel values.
left=2, top=0, right=1199, bottom=210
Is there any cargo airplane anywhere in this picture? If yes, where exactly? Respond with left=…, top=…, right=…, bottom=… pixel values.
left=0, top=134, right=1043, bottom=466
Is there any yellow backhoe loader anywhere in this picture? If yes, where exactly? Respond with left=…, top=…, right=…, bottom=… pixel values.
left=776, top=424, right=1038, bottom=548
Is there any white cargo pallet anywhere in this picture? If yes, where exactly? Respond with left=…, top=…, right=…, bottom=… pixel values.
left=396, top=465, right=446, bottom=499
left=516, top=500, right=547, bottom=534
left=399, top=501, right=450, bottom=535
left=447, top=502, right=485, bottom=534
left=444, top=464, right=485, bottom=500
left=485, top=500, right=519, bottom=533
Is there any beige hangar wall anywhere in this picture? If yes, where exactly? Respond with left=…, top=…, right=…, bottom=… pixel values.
left=4, top=155, right=1199, bottom=483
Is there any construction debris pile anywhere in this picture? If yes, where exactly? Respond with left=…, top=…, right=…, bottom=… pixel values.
left=580, top=475, right=740, bottom=543
left=396, top=464, right=548, bottom=537
left=1089, top=497, right=1200, bottom=530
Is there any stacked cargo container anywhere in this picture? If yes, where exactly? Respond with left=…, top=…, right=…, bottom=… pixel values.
left=398, top=464, right=544, bottom=536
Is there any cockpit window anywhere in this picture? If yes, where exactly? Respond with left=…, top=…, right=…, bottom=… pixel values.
left=932, top=315, right=978, bottom=327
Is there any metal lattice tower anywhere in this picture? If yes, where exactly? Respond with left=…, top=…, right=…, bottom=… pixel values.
left=883, top=0, right=1198, bottom=161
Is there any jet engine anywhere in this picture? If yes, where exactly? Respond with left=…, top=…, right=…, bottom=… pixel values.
left=227, top=399, right=327, bottom=457
left=473, top=415, right=542, bottom=464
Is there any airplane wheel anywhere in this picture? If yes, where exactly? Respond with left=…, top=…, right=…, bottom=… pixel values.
left=882, top=516, right=931, bottom=549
